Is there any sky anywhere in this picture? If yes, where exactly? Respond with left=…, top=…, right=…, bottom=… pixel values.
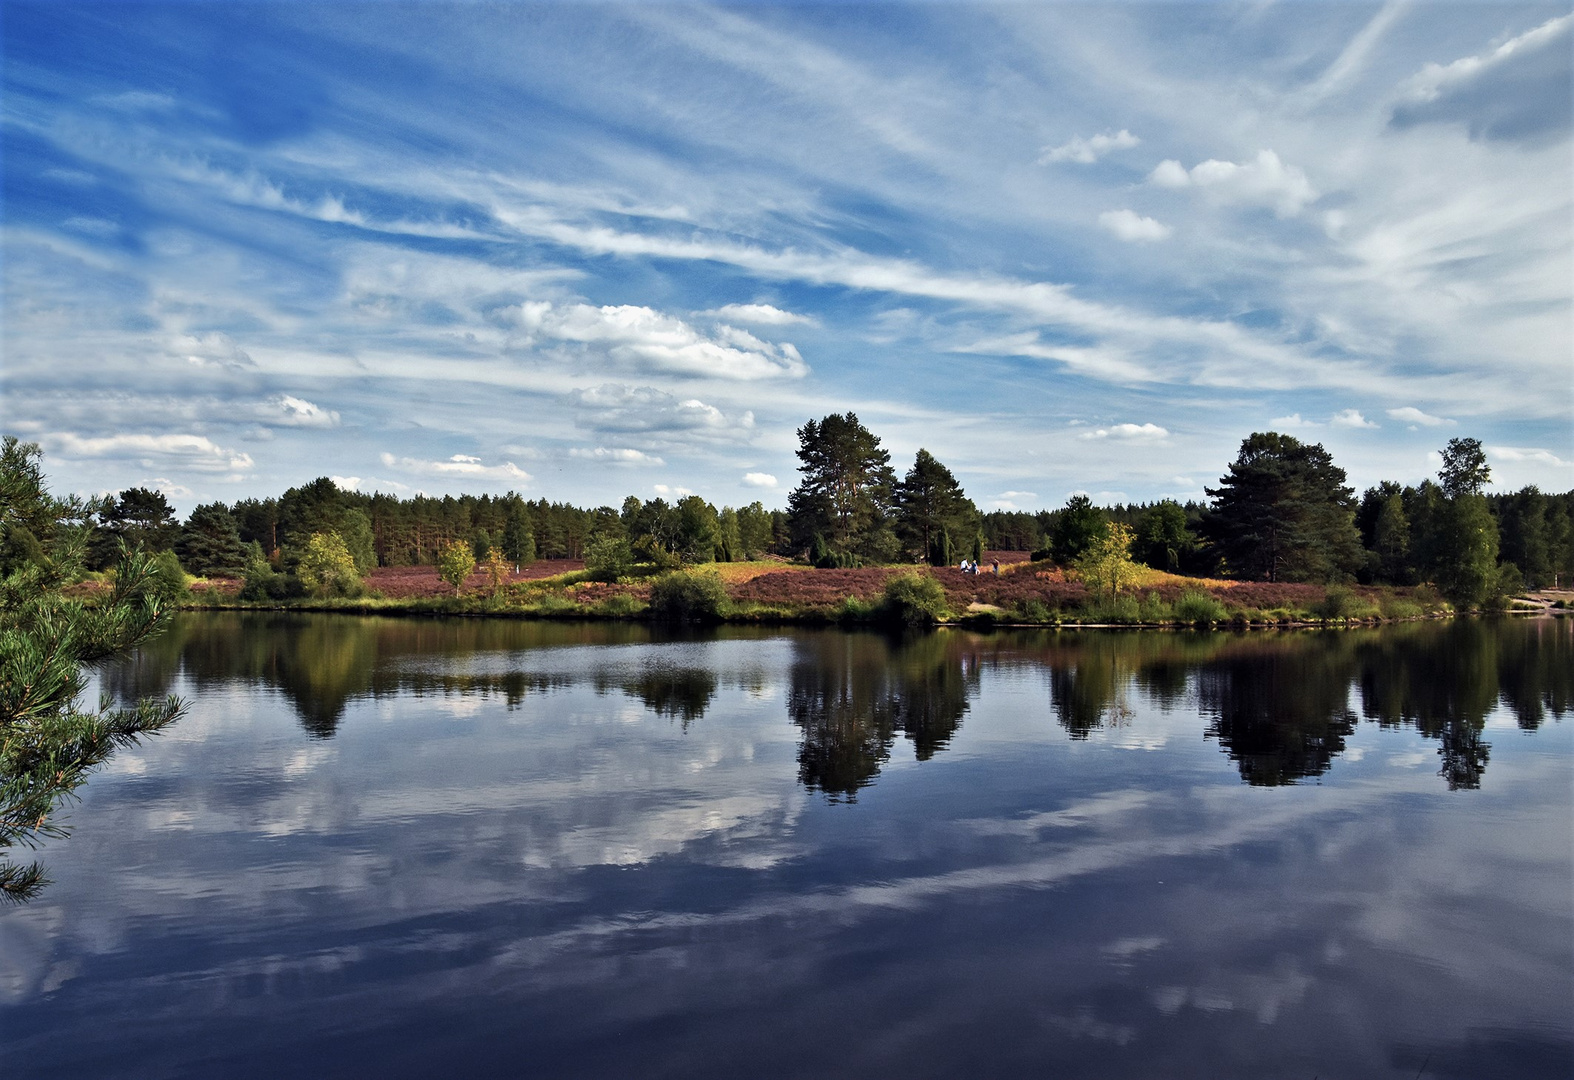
left=2, top=1, right=1571, bottom=515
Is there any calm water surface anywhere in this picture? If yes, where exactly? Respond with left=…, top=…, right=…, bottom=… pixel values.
left=3, top=614, right=1571, bottom=1079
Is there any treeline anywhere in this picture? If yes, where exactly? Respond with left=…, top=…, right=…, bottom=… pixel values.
left=4, top=420, right=1570, bottom=613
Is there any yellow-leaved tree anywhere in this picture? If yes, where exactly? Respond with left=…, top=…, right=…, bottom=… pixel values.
left=1074, top=522, right=1142, bottom=596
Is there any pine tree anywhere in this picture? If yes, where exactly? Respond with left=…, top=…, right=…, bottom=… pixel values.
left=893, top=449, right=977, bottom=565
left=786, top=413, right=897, bottom=561
left=1201, top=432, right=1362, bottom=583
left=176, top=503, right=248, bottom=578
left=2, top=440, right=185, bottom=901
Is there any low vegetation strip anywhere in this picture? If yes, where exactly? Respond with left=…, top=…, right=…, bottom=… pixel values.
left=176, top=555, right=1464, bottom=627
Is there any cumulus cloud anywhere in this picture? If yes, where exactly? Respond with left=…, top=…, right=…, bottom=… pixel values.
left=1039, top=129, right=1140, bottom=165
left=652, top=484, right=694, bottom=498
left=1098, top=209, right=1172, bottom=242
left=701, top=303, right=818, bottom=327
left=331, top=476, right=362, bottom=491
left=1330, top=408, right=1379, bottom=429
left=1386, top=406, right=1453, bottom=428
left=1080, top=422, right=1169, bottom=441
left=512, top=301, right=808, bottom=379
left=1270, top=413, right=1317, bottom=428
left=269, top=395, right=340, bottom=428
left=566, top=383, right=752, bottom=438
left=567, top=447, right=664, bottom=464
left=1149, top=150, right=1318, bottom=217
left=379, top=452, right=531, bottom=482
left=1392, top=14, right=1572, bottom=140
left=741, top=472, right=778, bottom=488
left=48, top=432, right=254, bottom=474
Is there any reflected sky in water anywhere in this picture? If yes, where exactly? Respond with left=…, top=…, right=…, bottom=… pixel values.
left=3, top=616, right=1571, bottom=1079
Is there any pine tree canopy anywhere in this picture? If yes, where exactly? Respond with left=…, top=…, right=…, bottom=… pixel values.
left=1202, top=431, right=1363, bottom=583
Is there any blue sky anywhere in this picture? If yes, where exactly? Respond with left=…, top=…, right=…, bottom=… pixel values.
left=3, top=2, right=1570, bottom=513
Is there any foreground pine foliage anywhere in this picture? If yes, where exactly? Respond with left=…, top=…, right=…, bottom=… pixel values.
left=1, top=438, right=186, bottom=902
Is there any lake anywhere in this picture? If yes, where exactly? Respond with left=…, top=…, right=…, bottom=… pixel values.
left=3, top=614, right=1570, bottom=1079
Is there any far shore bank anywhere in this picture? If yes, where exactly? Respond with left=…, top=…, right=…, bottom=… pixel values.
left=171, top=556, right=1568, bottom=630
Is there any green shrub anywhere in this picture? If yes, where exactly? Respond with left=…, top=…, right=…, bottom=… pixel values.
left=1379, top=596, right=1424, bottom=620
left=837, top=595, right=875, bottom=623
left=593, top=592, right=644, bottom=618
left=437, top=539, right=476, bottom=593
left=1174, top=590, right=1226, bottom=625
left=240, top=555, right=304, bottom=601
left=1085, top=594, right=1141, bottom=623
left=1014, top=598, right=1054, bottom=624
left=649, top=569, right=729, bottom=622
left=879, top=571, right=948, bottom=625
left=1138, top=591, right=1172, bottom=624
left=584, top=535, right=634, bottom=583
left=147, top=550, right=189, bottom=604
left=1314, top=585, right=1377, bottom=622
left=297, top=532, right=364, bottom=598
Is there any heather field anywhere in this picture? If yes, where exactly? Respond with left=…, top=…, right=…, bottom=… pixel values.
left=180, top=552, right=1470, bottom=626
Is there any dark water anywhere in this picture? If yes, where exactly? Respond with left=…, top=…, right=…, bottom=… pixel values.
left=3, top=614, right=1571, bottom=1079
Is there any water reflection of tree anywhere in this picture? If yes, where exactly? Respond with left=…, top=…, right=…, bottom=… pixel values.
left=103, top=613, right=650, bottom=736
left=1355, top=621, right=1502, bottom=789
left=604, top=667, right=718, bottom=729
left=1196, top=634, right=1360, bottom=786
left=788, top=632, right=977, bottom=800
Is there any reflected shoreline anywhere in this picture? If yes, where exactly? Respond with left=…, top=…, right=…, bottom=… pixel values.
left=110, top=614, right=1572, bottom=795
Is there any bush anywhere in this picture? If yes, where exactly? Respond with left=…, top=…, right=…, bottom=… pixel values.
left=878, top=571, right=948, bottom=625
left=1313, top=585, right=1377, bottom=622
left=1013, top=598, right=1054, bottom=624
left=1138, top=591, right=1173, bottom=624
left=297, top=532, right=364, bottom=598
left=1174, top=590, right=1227, bottom=625
left=592, top=592, right=644, bottom=618
left=145, top=550, right=189, bottom=604
left=584, top=535, right=634, bottom=582
left=649, top=570, right=729, bottom=622
left=1085, top=594, right=1141, bottom=623
left=240, top=554, right=304, bottom=601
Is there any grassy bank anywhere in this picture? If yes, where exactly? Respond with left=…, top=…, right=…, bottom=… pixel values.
left=170, top=557, right=1525, bottom=628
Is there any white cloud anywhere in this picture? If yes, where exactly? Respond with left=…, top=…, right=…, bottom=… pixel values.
left=143, top=477, right=193, bottom=499
left=741, top=472, right=778, bottom=488
left=1487, top=446, right=1573, bottom=468
left=990, top=490, right=1038, bottom=511
left=1149, top=150, right=1318, bottom=217
left=1398, top=14, right=1572, bottom=105
left=701, top=303, right=818, bottom=327
left=48, top=432, right=254, bottom=474
left=330, top=476, right=362, bottom=491
left=652, top=484, right=694, bottom=498
left=567, top=447, right=664, bottom=464
left=567, top=383, right=752, bottom=438
left=379, top=452, right=531, bottom=482
left=1386, top=406, right=1453, bottom=428
left=1039, top=129, right=1140, bottom=165
left=512, top=301, right=808, bottom=380
left=1330, top=408, right=1378, bottom=429
left=1270, top=414, right=1318, bottom=429
left=1098, top=209, right=1172, bottom=242
left=1080, top=423, right=1169, bottom=441
left=271, top=395, right=340, bottom=428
